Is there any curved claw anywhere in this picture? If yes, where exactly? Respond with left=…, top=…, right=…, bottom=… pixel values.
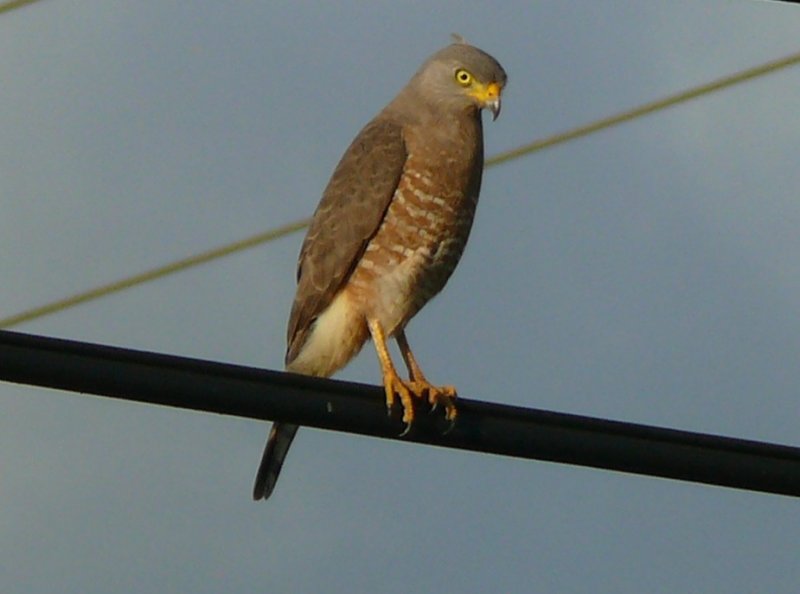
left=398, top=421, right=412, bottom=437
left=382, top=370, right=416, bottom=432
left=412, top=381, right=458, bottom=430
left=430, top=387, right=457, bottom=417
left=383, top=372, right=459, bottom=436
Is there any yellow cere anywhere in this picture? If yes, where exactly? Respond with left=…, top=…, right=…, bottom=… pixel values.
left=468, top=81, right=502, bottom=102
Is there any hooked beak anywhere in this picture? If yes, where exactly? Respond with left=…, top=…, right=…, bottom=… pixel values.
left=483, top=81, right=502, bottom=121
left=487, top=96, right=501, bottom=121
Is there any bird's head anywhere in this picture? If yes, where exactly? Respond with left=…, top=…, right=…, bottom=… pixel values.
left=412, top=42, right=507, bottom=121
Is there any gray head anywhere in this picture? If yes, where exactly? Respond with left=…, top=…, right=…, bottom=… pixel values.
left=409, top=42, right=508, bottom=120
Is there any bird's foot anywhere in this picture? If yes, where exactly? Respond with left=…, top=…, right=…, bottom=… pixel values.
left=411, top=381, right=457, bottom=425
left=382, top=372, right=458, bottom=435
left=382, top=368, right=417, bottom=434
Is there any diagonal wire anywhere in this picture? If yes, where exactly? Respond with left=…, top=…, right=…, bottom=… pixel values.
left=3, top=0, right=799, bottom=14
left=0, top=0, right=48, bottom=15
left=0, top=219, right=310, bottom=327
left=486, top=50, right=800, bottom=166
left=2, top=50, right=799, bottom=329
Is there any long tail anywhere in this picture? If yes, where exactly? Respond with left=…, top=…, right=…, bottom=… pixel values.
left=252, top=422, right=300, bottom=500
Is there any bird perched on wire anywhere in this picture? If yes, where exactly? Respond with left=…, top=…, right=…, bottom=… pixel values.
left=253, top=40, right=507, bottom=500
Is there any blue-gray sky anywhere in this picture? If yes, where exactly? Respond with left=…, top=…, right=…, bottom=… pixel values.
left=2, top=2, right=799, bottom=593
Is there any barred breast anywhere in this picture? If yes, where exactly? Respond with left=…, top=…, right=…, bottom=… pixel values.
left=347, top=131, right=483, bottom=337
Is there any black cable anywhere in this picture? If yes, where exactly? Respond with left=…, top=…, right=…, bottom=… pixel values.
left=2, top=329, right=799, bottom=497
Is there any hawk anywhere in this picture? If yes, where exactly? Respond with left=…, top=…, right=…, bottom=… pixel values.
left=253, top=41, right=507, bottom=500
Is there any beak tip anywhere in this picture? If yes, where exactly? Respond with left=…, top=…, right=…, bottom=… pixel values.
left=489, top=100, right=501, bottom=121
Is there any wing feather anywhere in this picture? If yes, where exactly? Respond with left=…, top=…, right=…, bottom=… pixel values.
left=285, top=117, right=407, bottom=365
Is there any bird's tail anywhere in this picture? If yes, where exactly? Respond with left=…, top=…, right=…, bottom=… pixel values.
left=252, top=422, right=300, bottom=501
left=254, top=303, right=358, bottom=500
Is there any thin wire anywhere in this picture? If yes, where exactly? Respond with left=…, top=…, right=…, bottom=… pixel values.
left=2, top=50, right=799, bottom=329
left=0, top=0, right=48, bottom=15
left=0, top=219, right=310, bottom=327
left=486, top=50, right=800, bottom=166
left=3, top=0, right=798, bottom=15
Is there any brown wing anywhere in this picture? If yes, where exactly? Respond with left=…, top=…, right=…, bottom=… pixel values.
left=285, top=117, right=407, bottom=365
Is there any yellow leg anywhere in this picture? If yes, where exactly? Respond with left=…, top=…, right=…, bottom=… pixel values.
left=396, top=330, right=458, bottom=423
left=367, top=318, right=416, bottom=427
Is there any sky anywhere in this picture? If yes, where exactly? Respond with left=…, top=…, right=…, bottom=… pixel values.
left=2, top=1, right=800, bottom=592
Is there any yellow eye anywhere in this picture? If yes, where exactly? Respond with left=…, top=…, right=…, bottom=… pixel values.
left=455, top=68, right=473, bottom=86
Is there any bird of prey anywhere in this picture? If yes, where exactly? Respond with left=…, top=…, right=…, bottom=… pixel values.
left=253, top=41, right=507, bottom=500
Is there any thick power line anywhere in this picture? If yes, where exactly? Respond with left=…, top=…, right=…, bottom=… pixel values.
left=2, top=328, right=799, bottom=498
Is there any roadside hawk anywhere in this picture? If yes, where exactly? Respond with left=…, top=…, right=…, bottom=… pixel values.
left=253, top=41, right=507, bottom=500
